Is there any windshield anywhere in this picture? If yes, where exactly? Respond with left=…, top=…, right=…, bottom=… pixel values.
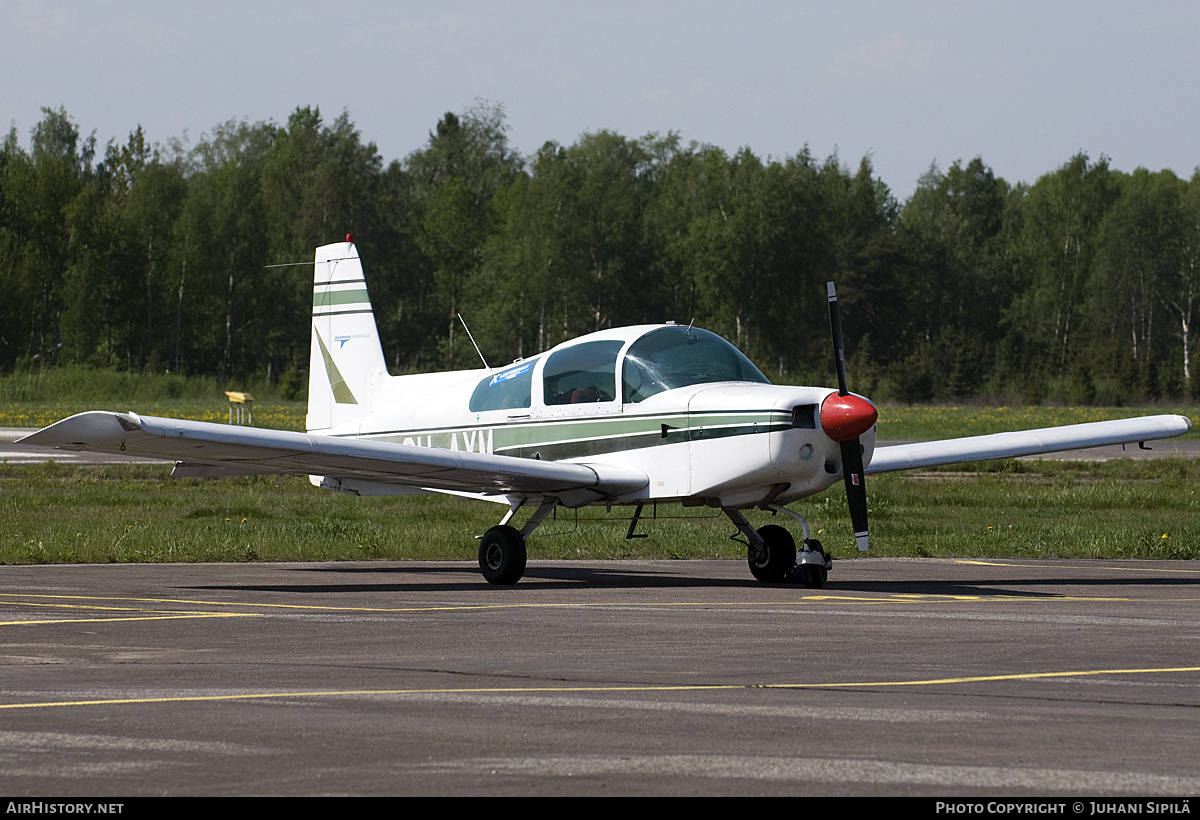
left=622, top=327, right=770, bottom=403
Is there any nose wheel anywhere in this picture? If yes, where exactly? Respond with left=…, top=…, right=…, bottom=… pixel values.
left=797, top=538, right=828, bottom=589
left=728, top=508, right=832, bottom=588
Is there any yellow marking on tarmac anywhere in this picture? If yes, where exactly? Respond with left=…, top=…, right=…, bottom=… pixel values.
left=0, top=613, right=252, bottom=627
left=0, top=592, right=1080, bottom=618
left=794, top=665, right=1200, bottom=687
left=0, top=591, right=956, bottom=613
left=0, top=599, right=240, bottom=613
left=0, top=596, right=261, bottom=626
left=2, top=665, right=1198, bottom=711
left=953, top=559, right=1200, bottom=574
left=0, top=590, right=1134, bottom=621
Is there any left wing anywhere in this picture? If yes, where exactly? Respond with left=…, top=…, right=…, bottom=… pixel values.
left=19, top=412, right=648, bottom=506
left=867, top=414, right=1191, bottom=474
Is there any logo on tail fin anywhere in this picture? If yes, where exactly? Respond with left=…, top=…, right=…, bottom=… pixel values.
left=314, top=329, right=359, bottom=405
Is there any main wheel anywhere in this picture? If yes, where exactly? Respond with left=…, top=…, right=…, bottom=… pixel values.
left=478, top=525, right=527, bottom=585
left=747, top=524, right=796, bottom=583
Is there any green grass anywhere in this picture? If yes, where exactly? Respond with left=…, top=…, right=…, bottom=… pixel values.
left=861, top=458, right=1200, bottom=560
left=5, top=398, right=1194, bottom=444
left=3, top=365, right=1194, bottom=440
left=0, top=462, right=748, bottom=564
left=4, top=381, right=1197, bottom=566
left=2, top=459, right=1198, bottom=565
left=0, top=366, right=306, bottom=430
left=0, top=399, right=306, bottom=432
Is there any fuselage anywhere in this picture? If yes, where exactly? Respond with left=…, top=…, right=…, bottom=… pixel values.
left=312, top=324, right=877, bottom=509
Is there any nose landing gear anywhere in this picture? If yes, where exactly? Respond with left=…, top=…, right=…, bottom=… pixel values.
left=726, top=507, right=833, bottom=589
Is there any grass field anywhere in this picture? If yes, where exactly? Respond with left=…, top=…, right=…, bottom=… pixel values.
left=2, top=457, right=1197, bottom=565
left=5, top=364, right=1197, bottom=438
left=0, top=366, right=307, bottom=431
left=0, top=399, right=307, bottom=432
left=5, top=400, right=1198, bottom=441
left=5, top=381, right=1198, bottom=566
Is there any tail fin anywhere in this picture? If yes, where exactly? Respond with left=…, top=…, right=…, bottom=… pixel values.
left=306, top=239, right=388, bottom=433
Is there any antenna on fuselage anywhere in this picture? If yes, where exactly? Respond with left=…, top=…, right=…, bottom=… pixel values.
left=458, top=313, right=490, bottom=369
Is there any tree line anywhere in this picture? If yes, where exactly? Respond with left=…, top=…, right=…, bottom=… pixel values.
left=2, top=103, right=1197, bottom=404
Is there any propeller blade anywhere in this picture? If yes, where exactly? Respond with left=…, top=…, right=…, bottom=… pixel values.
left=827, top=282, right=848, bottom=396
left=827, top=281, right=870, bottom=551
left=840, top=438, right=870, bottom=551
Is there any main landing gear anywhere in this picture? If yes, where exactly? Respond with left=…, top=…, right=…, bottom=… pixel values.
left=478, top=525, right=526, bottom=585
left=479, top=499, right=831, bottom=588
left=725, top=507, right=832, bottom=589
left=477, top=499, right=558, bottom=585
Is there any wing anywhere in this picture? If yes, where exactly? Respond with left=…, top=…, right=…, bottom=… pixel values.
left=866, top=414, right=1192, bottom=474
left=19, top=412, right=648, bottom=506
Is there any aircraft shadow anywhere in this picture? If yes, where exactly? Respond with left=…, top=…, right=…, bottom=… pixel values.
left=188, top=562, right=776, bottom=593
left=184, top=563, right=1198, bottom=596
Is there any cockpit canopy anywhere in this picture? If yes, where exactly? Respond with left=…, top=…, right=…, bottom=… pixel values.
left=468, top=325, right=771, bottom=412
left=621, top=326, right=769, bottom=402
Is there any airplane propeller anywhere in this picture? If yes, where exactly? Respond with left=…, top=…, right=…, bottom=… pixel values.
left=822, top=282, right=877, bottom=551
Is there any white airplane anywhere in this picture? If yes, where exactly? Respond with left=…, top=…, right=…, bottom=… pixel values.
left=22, top=238, right=1192, bottom=587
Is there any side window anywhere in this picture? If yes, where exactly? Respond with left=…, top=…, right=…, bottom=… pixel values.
left=469, top=360, right=537, bottom=412
left=542, top=341, right=623, bottom=406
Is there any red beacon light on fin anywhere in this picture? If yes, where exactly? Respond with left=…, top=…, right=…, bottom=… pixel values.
left=346, top=233, right=355, bottom=244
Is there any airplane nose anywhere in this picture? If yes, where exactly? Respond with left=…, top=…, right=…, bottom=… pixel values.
left=820, top=393, right=878, bottom=442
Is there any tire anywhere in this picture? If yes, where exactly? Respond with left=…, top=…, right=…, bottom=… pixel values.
left=747, top=524, right=796, bottom=583
left=478, top=525, right=527, bottom=585
left=800, top=539, right=827, bottom=589
left=801, top=564, right=826, bottom=589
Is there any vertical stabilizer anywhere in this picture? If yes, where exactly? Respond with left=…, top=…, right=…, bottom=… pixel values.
left=307, top=240, right=387, bottom=432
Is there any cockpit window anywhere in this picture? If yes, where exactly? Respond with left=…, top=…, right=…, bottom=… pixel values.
left=469, top=359, right=538, bottom=412
left=543, top=340, right=622, bottom=405
left=622, top=327, right=770, bottom=403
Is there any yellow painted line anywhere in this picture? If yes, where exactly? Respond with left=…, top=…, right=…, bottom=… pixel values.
left=0, top=600, right=237, bottom=614
left=0, top=613, right=253, bottom=626
left=0, top=592, right=659, bottom=613
left=0, top=593, right=369, bottom=611
left=0, top=590, right=1128, bottom=618
left=1, top=665, right=1197, bottom=711
left=0, top=591, right=965, bottom=613
left=953, top=559, right=1200, bottom=574
left=797, top=665, right=1200, bottom=687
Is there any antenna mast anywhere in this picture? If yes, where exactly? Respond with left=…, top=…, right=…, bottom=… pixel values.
left=458, top=313, right=490, bottom=369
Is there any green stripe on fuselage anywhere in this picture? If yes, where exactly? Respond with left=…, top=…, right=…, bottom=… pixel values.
left=352, top=409, right=791, bottom=460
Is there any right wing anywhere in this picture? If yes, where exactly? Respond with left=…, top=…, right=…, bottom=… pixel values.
left=866, top=414, right=1192, bottom=474
left=19, top=412, right=648, bottom=507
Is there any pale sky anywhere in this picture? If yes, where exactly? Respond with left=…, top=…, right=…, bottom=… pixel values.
left=2, top=0, right=1197, bottom=200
